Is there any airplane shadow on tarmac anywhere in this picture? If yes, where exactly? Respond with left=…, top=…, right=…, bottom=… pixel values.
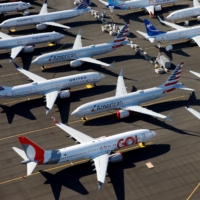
left=0, top=85, right=116, bottom=124
left=39, top=144, right=170, bottom=200
left=83, top=92, right=200, bottom=137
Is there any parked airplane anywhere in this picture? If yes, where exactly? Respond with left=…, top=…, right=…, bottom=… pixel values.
left=12, top=117, right=156, bottom=190
left=31, top=22, right=130, bottom=68
left=71, top=63, right=193, bottom=121
left=0, top=31, right=64, bottom=62
left=0, top=0, right=90, bottom=31
left=167, top=0, right=200, bottom=22
left=0, top=1, right=30, bottom=17
left=137, top=17, right=200, bottom=47
left=185, top=71, right=200, bottom=119
left=99, top=0, right=176, bottom=17
left=0, top=62, right=105, bottom=114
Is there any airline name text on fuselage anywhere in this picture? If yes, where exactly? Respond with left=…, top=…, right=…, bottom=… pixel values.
left=96, top=101, right=123, bottom=111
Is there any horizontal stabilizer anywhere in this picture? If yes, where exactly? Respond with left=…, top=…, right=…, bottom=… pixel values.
left=12, top=147, right=29, bottom=160
left=190, top=70, right=200, bottom=78
left=42, top=22, right=72, bottom=30
left=148, top=37, right=155, bottom=43
left=27, top=161, right=37, bottom=176
left=186, top=107, right=200, bottom=120
left=136, top=31, right=148, bottom=38
left=176, top=83, right=194, bottom=91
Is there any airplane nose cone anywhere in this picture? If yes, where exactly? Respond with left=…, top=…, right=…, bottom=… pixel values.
left=166, top=15, right=170, bottom=20
left=71, top=109, right=78, bottom=116
left=31, top=58, right=38, bottom=65
left=101, top=74, right=105, bottom=79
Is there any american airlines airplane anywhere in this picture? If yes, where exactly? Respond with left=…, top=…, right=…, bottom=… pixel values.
left=31, top=22, right=130, bottom=68
left=167, top=0, right=200, bottom=22
left=71, top=63, right=193, bottom=121
left=0, top=31, right=64, bottom=62
left=12, top=117, right=156, bottom=190
left=0, top=0, right=90, bottom=31
left=0, top=62, right=105, bottom=114
left=137, top=17, right=200, bottom=47
left=0, top=1, right=30, bottom=17
left=99, top=0, right=177, bottom=17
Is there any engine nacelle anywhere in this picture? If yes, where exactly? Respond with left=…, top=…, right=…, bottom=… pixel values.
left=36, top=24, right=47, bottom=30
left=22, top=46, right=34, bottom=53
left=197, top=16, right=200, bottom=21
left=154, top=5, right=162, bottom=11
left=59, top=90, right=71, bottom=98
left=109, top=153, right=123, bottom=163
left=116, top=110, right=130, bottom=119
left=70, top=60, right=83, bottom=68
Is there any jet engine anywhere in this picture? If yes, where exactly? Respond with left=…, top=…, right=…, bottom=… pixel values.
left=197, top=16, right=200, bottom=21
left=109, top=153, right=123, bottom=163
left=70, top=60, right=83, bottom=67
left=59, top=90, right=71, bottom=98
left=154, top=5, right=162, bottom=11
left=36, top=24, right=47, bottom=30
left=116, top=110, right=130, bottom=119
left=22, top=46, right=34, bottom=53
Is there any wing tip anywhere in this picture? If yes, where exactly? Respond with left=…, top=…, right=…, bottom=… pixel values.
left=46, top=107, right=50, bottom=115
left=98, top=181, right=104, bottom=190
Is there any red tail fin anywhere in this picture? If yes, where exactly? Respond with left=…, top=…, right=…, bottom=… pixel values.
left=18, top=136, right=45, bottom=164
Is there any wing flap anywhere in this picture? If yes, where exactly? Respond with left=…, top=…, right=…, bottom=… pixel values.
left=13, top=62, right=46, bottom=82
left=157, top=16, right=186, bottom=30
left=53, top=119, right=94, bottom=143
left=45, top=90, right=59, bottom=114
left=42, top=22, right=72, bottom=29
left=124, top=105, right=172, bottom=121
left=116, top=69, right=127, bottom=96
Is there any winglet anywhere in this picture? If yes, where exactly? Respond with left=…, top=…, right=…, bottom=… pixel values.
left=51, top=116, right=59, bottom=124
left=98, top=181, right=104, bottom=190
left=9, top=57, right=13, bottom=63
left=165, top=112, right=173, bottom=122
left=13, top=62, right=20, bottom=69
left=109, top=61, right=115, bottom=69
left=157, top=16, right=163, bottom=23
left=119, top=69, right=123, bottom=76
left=46, top=107, right=50, bottom=115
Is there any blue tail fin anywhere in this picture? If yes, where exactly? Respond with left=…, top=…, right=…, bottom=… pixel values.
left=144, top=19, right=165, bottom=36
left=76, top=0, right=89, bottom=10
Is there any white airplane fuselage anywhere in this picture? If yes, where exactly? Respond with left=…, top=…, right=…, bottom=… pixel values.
left=148, top=26, right=200, bottom=43
left=167, top=7, right=200, bottom=22
left=0, top=1, right=30, bottom=14
left=72, top=84, right=177, bottom=117
left=0, top=72, right=104, bottom=98
left=32, top=41, right=128, bottom=65
left=0, top=32, right=64, bottom=50
left=31, top=129, right=155, bottom=165
left=0, top=8, right=89, bottom=29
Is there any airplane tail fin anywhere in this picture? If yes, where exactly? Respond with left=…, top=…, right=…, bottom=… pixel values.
left=18, top=136, right=45, bottom=165
left=144, top=19, right=165, bottom=36
left=193, top=0, right=200, bottom=7
left=76, top=0, right=90, bottom=10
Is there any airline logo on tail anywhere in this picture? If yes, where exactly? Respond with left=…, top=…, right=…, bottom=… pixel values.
left=144, top=19, right=165, bottom=36
left=162, top=62, right=183, bottom=94
left=77, top=0, right=89, bottom=9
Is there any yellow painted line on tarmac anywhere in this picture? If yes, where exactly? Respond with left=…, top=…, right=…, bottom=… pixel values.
left=0, top=142, right=152, bottom=185
left=0, top=95, right=185, bottom=141
left=186, top=183, right=200, bottom=200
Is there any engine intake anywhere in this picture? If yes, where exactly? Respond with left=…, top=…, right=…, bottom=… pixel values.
left=36, top=24, right=47, bottom=30
left=22, top=46, right=34, bottom=53
left=59, top=90, right=71, bottom=98
left=154, top=5, right=162, bottom=11
left=109, top=153, right=123, bottom=163
left=197, top=16, right=200, bottom=21
left=116, top=110, right=130, bottom=119
left=70, top=60, right=83, bottom=68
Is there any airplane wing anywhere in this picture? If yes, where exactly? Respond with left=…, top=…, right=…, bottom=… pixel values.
left=0, top=31, right=12, bottom=39
left=53, top=118, right=94, bottom=143
left=116, top=69, right=127, bottom=97
left=144, top=5, right=154, bottom=15
left=10, top=46, right=24, bottom=61
left=39, top=0, right=48, bottom=15
left=98, top=0, right=108, bottom=5
left=92, top=153, right=110, bottom=190
left=190, top=35, right=200, bottom=47
left=42, top=22, right=72, bottom=30
left=73, top=29, right=82, bottom=49
left=124, top=105, right=172, bottom=121
left=157, top=16, right=186, bottom=30
left=45, top=90, right=59, bottom=114
left=77, top=57, right=115, bottom=68
left=186, top=106, right=200, bottom=120
left=13, top=62, right=47, bottom=82
left=190, top=70, right=200, bottom=78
